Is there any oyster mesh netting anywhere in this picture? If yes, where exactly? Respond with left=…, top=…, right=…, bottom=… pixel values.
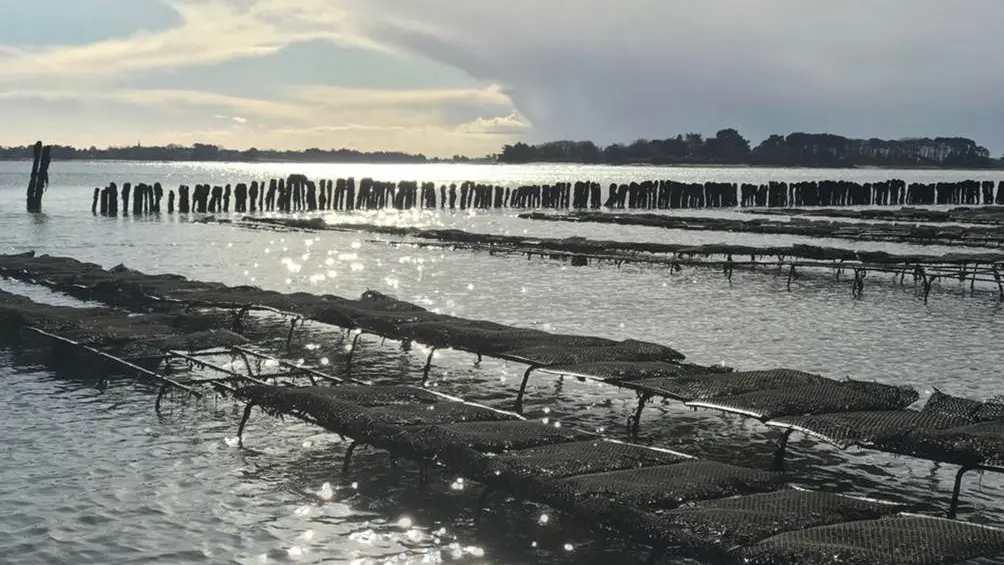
left=502, top=340, right=685, bottom=365
left=738, top=516, right=1004, bottom=565
left=627, top=369, right=830, bottom=402
left=0, top=253, right=680, bottom=362
left=538, top=361, right=692, bottom=383
left=689, top=381, right=918, bottom=420
left=771, top=390, right=1004, bottom=464
left=5, top=255, right=1004, bottom=563
left=560, top=461, right=783, bottom=509
left=770, top=410, right=971, bottom=449
left=490, top=440, right=687, bottom=479
left=656, top=490, right=902, bottom=547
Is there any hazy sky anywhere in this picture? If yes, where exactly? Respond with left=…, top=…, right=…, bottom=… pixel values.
left=1, top=0, right=1002, bottom=157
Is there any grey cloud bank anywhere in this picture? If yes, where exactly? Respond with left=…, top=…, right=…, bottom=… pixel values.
left=350, top=0, right=1004, bottom=152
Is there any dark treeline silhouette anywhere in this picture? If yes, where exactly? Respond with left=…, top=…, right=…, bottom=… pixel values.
left=2, top=134, right=997, bottom=168
left=499, top=130, right=1000, bottom=168
left=0, top=143, right=429, bottom=164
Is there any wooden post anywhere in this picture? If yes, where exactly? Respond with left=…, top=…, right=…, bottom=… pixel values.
left=108, top=183, right=119, bottom=216
left=923, top=275, right=937, bottom=305
left=153, top=183, right=163, bottom=213
left=993, top=266, right=1004, bottom=301
left=122, top=183, right=131, bottom=213
left=133, top=183, right=145, bottom=215
left=99, top=185, right=109, bottom=216
left=25, top=141, right=41, bottom=212
left=25, top=141, right=53, bottom=213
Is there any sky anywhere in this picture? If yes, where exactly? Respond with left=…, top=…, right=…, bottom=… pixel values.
left=1, top=0, right=1002, bottom=158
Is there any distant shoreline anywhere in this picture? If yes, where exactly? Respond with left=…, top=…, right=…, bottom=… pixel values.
left=2, top=131, right=1001, bottom=169
left=1, top=157, right=1002, bottom=172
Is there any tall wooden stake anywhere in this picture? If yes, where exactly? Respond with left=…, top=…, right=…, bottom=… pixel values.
left=26, top=141, right=53, bottom=213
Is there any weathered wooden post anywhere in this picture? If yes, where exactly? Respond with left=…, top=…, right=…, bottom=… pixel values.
left=334, top=179, right=346, bottom=210
left=122, top=183, right=132, bottom=213
left=179, top=185, right=191, bottom=213
left=195, top=185, right=208, bottom=213
left=235, top=183, right=247, bottom=213
left=108, top=183, right=120, bottom=216
left=99, top=186, right=109, bottom=216
left=266, top=179, right=277, bottom=211
left=277, top=179, right=287, bottom=212
left=25, top=141, right=53, bottom=213
left=133, top=183, right=145, bottom=215
left=153, top=183, right=163, bottom=213
left=209, top=185, right=222, bottom=213
left=306, top=180, right=317, bottom=211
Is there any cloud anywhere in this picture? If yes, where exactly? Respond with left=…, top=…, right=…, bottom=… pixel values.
left=144, top=122, right=510, bottom=157
left=214, top=114, right=249, bottom=124
left=0, top=84, right=523, bottom=156
left=458, top=111, right=532, bottom=136
left=0, top=0, right=376, bottom=82
left=334, top=0, right=1004, bottom=150
left=4, top=0, right=1003, bottom=155
left=0, top=88, right=308, bottom=121
left=0, top=0, right=526, bottom=156
left=288, top=83, right=511, bottom=109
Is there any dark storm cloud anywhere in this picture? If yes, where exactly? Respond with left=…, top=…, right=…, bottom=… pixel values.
left=349, top=0, right=1004, bottom=151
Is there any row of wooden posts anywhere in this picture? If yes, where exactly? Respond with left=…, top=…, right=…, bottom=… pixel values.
left=93, top=176, right=582, bottom=215
left=16, top=143, right=1004, bottom=215
left=90, top=176, right=1004, bottom=216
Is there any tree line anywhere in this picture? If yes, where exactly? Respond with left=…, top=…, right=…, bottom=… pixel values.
left=0, top=132, right=999, bottom=168
left=498, top=130, right=1000, bottom=168
left=0, top=143, right=430, bottom=163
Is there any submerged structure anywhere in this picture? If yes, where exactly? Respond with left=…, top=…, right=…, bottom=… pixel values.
left=1, top=251, right=1003, bottom=564
left=216, top=216, right=1004, bottom=304
left=520, top=211, right=1004, bottom=248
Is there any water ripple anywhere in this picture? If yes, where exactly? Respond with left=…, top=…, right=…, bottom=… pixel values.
left=1, top=162, right=1003, bottom=564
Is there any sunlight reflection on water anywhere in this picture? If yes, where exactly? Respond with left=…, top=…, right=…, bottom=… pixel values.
left=1, top=162, right=1004, bottom=565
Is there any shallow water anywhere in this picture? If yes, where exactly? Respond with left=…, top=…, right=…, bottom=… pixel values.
left=1, top=161, right=1003, bottom=565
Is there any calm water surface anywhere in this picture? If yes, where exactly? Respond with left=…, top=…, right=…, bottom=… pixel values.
left=1, top=161, right=1003, bottom=565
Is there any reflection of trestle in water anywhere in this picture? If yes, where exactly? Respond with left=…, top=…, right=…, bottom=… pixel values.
left=3, top=270, right=1004, bottom=565
left=221, top=216, right=1004, bottom=304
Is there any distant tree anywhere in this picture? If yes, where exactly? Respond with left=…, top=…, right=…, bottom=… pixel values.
left=603, top=143, right=629, bottom=164
left=705, top=128, right=751, bottom=162
left=683, top=133, right=705, bottom=158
